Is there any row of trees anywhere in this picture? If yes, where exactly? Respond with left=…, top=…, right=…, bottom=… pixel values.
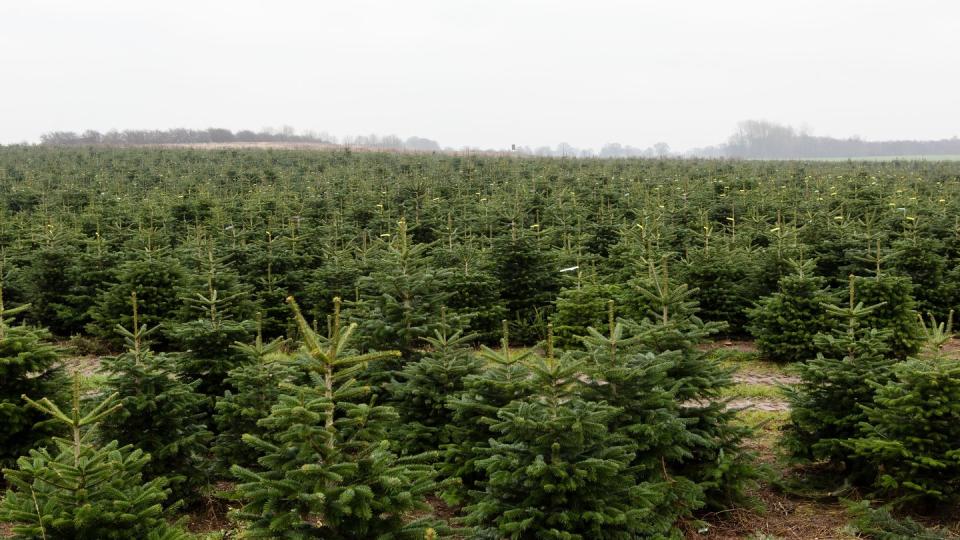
left=39, top=128, right=442, bottom=152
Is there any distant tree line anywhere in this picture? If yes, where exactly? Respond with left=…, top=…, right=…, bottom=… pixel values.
left=692, top=120, right=960, bottom=159
left=40, top=127, right=442, bottom=152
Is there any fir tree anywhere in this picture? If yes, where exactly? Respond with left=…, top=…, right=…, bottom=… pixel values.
left=230, top=297, right=441, bottom=538
left=0, top=279, right=67, bottom=469
left=550, top=282, right=628, bottom=349
left=628, top=259, right=754, bottom=510
left=0, top=378, right=190, bottom=540
left=443, top=323, right=536, bottom=504
left=747, top=258, right=836, bottom=363
left=96, top=293, right=213, bottom=504
left=783, top=276, right=897, bottom=474
left=491, top=229, right=561, bottom=343
left=88, top=251, right=186, bottom=347
left=351, top=218, right=456, bottom=360
left=849, top=313, right=960, bottom=506
left=168, top=248, right=256, bottom=400
left=578, top=302, right=701, bottom=532
left=387, top=308, right=485, bottom=456
left=466, top=327, right=672, bottom=539
left=853, top=240, right=924, bottom=359
left=213, top=319, right=294, bottom=472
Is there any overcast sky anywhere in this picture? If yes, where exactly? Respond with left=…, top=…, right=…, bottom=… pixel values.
left=2, top=0, right=958, bottom=151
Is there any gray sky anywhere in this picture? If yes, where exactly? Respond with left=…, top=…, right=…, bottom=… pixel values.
left=3, top=0, right=959, bottom=151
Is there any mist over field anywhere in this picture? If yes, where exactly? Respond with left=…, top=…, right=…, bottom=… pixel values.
left=3, top=1, right=959, bottom=158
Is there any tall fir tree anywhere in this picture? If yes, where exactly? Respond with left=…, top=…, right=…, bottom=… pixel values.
left=443, top=323, right=537, bottom=504
left=849, top=313, right=960, bottom=506
left=0, top=378, right=191, bottom=540
left=96, top=293, right=213, bottom=504
left=213, top=318, right=294, bottom=472
left=230, top=297, right=441, bottom=538
left=747, top=258, right=836, bottom=363
left=783, top=276, right=897, bottom=476
left=0, top=277, right=67, bottom=470
left=387, top=308, right=485, bottom=456
left=466, top=327, right=676, bottom=539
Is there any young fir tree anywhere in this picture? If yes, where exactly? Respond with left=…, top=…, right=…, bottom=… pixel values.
left=213, top=318, right=294, bottom=472
left=466, top=327, right=671, bottom=539
left=578, top=301, right=701, bottom=532
left=0, top=378, right=191, bottom=540
left=443, top=323, right=536, bottom=504
left=230, top=297, right=441, bottom=539
left=849, top=313, right=960, bottom=506
left=168, top=247, right=256, bottom=400
left=747, top=258, right=836, bottom=363
left=783, top=276, right=897, bottom=474
left=628, top=259, right=754, bottom=510
left=0, top=280, right=67, bottom=470
left=96, top=293, right=213, bottom=504
left=853, top=239, right=924, bottom=359
left=491, top=229, right=561, bottom=344
left=88, top=251, right=186, bottom=348
left=550, top=282, right=628, bottom=349
left=387, top=308, right=485, bottom=456
left=351, top=218, right=456, bottom=361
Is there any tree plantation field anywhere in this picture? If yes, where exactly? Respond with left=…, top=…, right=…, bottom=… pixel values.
left=1, top=146, right=960, bottom=538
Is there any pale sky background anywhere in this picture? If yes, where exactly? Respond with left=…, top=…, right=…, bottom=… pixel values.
left=2, top=0, right=958, bottom=151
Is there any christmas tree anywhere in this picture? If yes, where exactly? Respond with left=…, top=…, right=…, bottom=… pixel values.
left=387, top=308, right=484, bottom=456
left=96, top=292, right=213, bottom=504
left=466, top=327, right=674, bottom=539
left=849, top=313, right=960, bottom=506
left=0, top=378, right=190, bottom=539
left=0, top=278, right=67, bottom=469
left=168, top=247, right=256, bottom=400
left=230, top=297, right=442, bottom=538
left=783, top=276, right=897, bottom=475
left=443, top=322, right=536, bottom=504
left=748, top=258, right=836, bottom=363
left=213, top=317, right=294, bottom=472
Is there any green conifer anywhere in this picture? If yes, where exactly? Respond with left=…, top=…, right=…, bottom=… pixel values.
left=230, top=297, right=440, bottom=538
left=213, top=318, right=294, bottom=472
left=96, top=293, right=213, bottom=504
left=747, top=258, right=836, bottom=363
left=388, top=308, right=485, bottom=456
left=0, top=378, right=190, bottom=539
left=466, top=327, right=671, bottom=539
left=0, top=279, right=67, bottom=469
left=849, top=313, right=960, bottom=506
left=784, top=276, right=897, bottom=474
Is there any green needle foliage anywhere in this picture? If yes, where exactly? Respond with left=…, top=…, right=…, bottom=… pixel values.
left=784, top=276, right=897, bottom=474
left=230, top=297, right=441, bottom=538
left=0, top=378, right=190, bottom=540
left=443, top=323, right=537, bottom=504
left=627, top=260, right=755, bottom=511
left=467, top=328, right=671, bottom=539
left=213, top=319, right=294, bottom=472
left=168, top=257, right=256, bottom=401
left=388, top=309, right=485, bottom=456
left=748, top=258, right=836, bottom=363
left=849, top=313, right=960, bottom=507
left=0, top=281, right=67, bottom=469
left=88, top=252, right=186, bottom=348
left=96, top=293, right=213, bottom=504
